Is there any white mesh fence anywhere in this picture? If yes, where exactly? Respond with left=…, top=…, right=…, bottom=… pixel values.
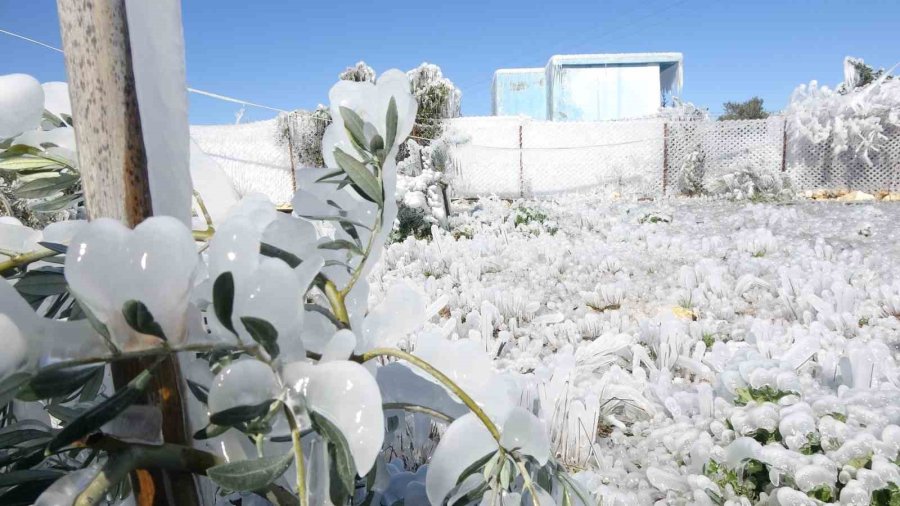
left=446, top=116, right=900, bottom=198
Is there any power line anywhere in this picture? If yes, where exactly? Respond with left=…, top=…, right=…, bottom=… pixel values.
left=0, top=27, right=291, bottom=115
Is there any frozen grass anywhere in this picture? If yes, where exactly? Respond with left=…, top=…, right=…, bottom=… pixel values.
left=371, top=194, right=900, bottom=504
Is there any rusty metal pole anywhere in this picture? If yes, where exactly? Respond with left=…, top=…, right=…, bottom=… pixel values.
left=56, top=1, right=201, bottom=504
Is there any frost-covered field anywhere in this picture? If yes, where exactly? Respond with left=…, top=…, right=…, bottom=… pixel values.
left=372, top=195, right=900, bottom=505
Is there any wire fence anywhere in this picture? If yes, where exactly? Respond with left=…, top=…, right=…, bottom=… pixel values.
left=445, top=116, right=900, bottom=198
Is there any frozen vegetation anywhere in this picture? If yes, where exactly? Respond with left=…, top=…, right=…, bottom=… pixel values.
left=373, top=195, right=900, bottom=505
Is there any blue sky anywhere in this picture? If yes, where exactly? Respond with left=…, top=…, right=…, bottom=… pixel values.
left=2, top=0, right=898, bottom=124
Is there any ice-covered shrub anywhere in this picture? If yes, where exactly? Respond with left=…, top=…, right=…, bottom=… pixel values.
left=407, top=62, right=461, bottom=141
left=658, top=97, right=710, bottom=122
left=276, top=104, right=332, bottom=168
left=0, top=74, right=82, bottom=226
left=705, top=162, right=794, bottom=201
left=678, top=148, right=707, bottom=196
left=0, top=71, right=579, bottom=506
left=785, top=57, right=900, bottom=167
left=339, top=61, right=376, bottom=83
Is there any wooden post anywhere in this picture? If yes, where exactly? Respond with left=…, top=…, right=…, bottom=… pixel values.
left=518, top=122, right=524, bottom=198
left=287, top=111, right=298, bottom=192
left=781, top=117, right=788, bottom=173
left=57, top=1, right=200, bottom=504
left=662, top=122, right=669, bottom=195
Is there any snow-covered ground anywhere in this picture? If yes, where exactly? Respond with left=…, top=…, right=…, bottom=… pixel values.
left=372, top=194, right=900, bottom=505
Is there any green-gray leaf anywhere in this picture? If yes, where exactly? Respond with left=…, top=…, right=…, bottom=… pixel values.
left=369, top=134, right=384, bottom=154
left=385, top=97, right=398, bottom=153
left=339, top=106, right=368, bottom=152
left=209, top=400, right=274, bottom=427
left=207, top=453, right=294, bottom=492
left=14, top=270, right=67, bottom=296
left=318, top=239, right=364, bottom=256
left=15, top=174, right=79, bottom=199
left=240, top=316, right=279, bottom=358
left=333, top=148, right=382, bottom=205
left=122, top=300, right=166, bottom=341
left=47, top=365, right=156, bottom=453
left=17, top=365, right=103, bottom=401
left=310, top=410, right=356, bottom=501
left=0, top=372, right=32, bottom=406
left=213, top=272, right=237, bottom=336
left=29, top=192, right=81, bottom=212
left=186, top=379, right=209, bottom=404
left=193, top=423, right=230, bottom=441
left=0, top=469, right=64, bottom=487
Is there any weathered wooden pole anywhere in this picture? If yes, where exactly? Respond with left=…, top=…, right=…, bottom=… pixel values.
left=56, top=1, right=200, bottom=504
left=781, top=117, right=788, bottom=173
left=662, top=122, right=669, bottom=195
left=518, top=122, right=524, bottom=198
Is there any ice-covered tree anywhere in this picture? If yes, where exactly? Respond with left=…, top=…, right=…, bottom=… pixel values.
left=718, top=97, right=769, bottom=121
left=339, top=61, right=376, bottom=83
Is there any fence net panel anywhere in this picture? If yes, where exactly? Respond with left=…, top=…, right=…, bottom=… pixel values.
left=521, top=119, right=664, bottom=196
left=788, top=124, right=900, bottom=192
left=666, top=118, right=786, bottom=194
left=447, top=117, right=524, bottom=198
left=447, top=116, right=900, bottom=197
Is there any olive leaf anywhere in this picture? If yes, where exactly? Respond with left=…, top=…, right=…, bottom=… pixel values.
left=334, top=147, right=382, bottom=205
left=47, top=364, right=158, bottom=453
left=309, top=410, right=356, bottom=504
left=385, top=97, right=398, bottom=153
left=213, top=272, right=237, bottom=336
left=207, top=453, right=294, bottom=492
left=240, top=316, right=279, bottom=359
left=122, top=300, right=166, bottom=341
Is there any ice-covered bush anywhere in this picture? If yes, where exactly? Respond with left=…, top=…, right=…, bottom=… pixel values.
left=276, top=105, right=332, bottom=168
left=0, top=74, right=82, bottom=226
left=678, top=148, right=707, bottom=196
left=407, top=62, right=461, bottom=141
left=339, top=61, right=377, bottom=83
left=705, top=163, right=794, bottom=201
left=0, top=71, right=579, bottom=506
left=658, top=97, right=710, bottom=122
left=785, top=57, right=900, bottom=167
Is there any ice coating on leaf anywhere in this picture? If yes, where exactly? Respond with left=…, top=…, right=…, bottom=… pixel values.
left=426, top=413, right=497, bottom=505
left=376, top=362, right=467, bottom=420
left=0, top=314, right=29, bottom=379
left=65, top=217, right=198, bottom=348
left=225, top=193, right=278, bottom=231
left=41, top=81, right=71, bottom=118
left=359, top=281, right=426, bottom=351
left=0, top=73, right=43, bottom=139
left=262, top=213, right=319, bottom=261
left=207, top=359, right=279, bottom=414
left=190, top=139, right=240, bottom=226
left=41, top=220, right=87, bottom=246
left=646, top=466, right=690, bottom=493
left=207, top=214, right=261, bottom=285
left=0, top=279, right=101, bottom=372
left=34, top=464, right=102, bottom=506
left=284, top=360, right=383, bottom=474
left=500, top=407, right=550, bottom=465
left=234, top=257, right=302, bottom=345
left=0, top=222, right=41, bottom=257
left=411, top=330, right=514, bottom=421
left=320, top=329, right=356, bottom=362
